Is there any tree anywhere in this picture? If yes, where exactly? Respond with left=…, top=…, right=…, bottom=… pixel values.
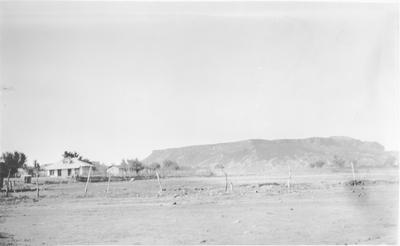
left=0, top=151, right=27, bottom=195
left=91, top=161, right=108, bottom=175
left=33, top=160, right=40, bottom=170
left=0, top=152, right=27, bottom=178
left=145, top=162, right=161, bottom=177
left=127, top=158, right=144, bottom=175
left=63, top=151, right=93, bottom=164
left=162, top=160, right=179, bottom=170
left=148, top=162, right=161, bottom=171
left=63, top=151, right=80, bottom=159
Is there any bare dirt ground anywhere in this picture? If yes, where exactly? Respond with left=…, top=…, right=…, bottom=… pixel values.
left=0, top=170, right=398, bottom=245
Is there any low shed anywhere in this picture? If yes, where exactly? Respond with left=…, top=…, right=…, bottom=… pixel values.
left=106, top=165, right=126, bottom=176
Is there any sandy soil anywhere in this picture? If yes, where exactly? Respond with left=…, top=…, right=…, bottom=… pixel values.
left=0, top=171, right=398, bottom=245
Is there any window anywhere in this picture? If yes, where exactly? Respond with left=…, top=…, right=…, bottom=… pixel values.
left=50, top=170, right=54, bottom=176
left=68, top=169, right=72, bottom=176
left=57, top=169, right=62, bottom=176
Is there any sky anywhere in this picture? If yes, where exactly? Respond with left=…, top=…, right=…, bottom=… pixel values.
left=0, top=1, right=399, bottom=165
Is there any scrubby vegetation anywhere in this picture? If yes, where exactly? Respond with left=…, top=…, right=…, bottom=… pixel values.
left=310, top=160, right=326, bottom=168
left=162, top=160, right=179, bottom=170
left=333, top=155, right=346, bottom=168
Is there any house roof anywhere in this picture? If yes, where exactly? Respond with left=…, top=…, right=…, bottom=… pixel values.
left=44, top=158, right=93, bottom=170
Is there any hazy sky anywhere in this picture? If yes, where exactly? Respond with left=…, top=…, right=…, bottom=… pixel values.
left=0, top=1, right=398, bottom=165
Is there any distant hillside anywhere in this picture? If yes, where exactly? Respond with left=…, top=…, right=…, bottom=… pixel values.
left=142, top=137, right=398, bottom=173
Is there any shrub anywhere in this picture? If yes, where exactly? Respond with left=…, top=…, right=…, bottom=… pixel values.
left=162, top=160, right=179, bottom=170
left=148, top=162, right=161, bottom=170
left=310, top=160, right=325, bottom=168
left=333, top=155, right=346, bottom=168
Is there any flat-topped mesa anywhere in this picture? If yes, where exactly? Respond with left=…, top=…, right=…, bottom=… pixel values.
left=142, top=137, right=396, bottom=171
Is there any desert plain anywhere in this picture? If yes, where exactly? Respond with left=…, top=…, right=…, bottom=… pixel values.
left=0, top=169, right=398, bottom=245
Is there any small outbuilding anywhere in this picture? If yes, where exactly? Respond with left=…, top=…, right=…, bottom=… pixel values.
left=44, top=158, right=93, bottom=178
left=106, top=165, right=126, bottom=176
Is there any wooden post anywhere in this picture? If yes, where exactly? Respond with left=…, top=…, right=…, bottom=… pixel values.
left=287, top=166, right=292, bottom=192
left=36, top=174, right=40, bottom=199
left=34, top=160, right=40, bottom=199
left=84, top=166, right=92, bottom=196
left=5, top=169, right=11, bottom=197
left=106, top=173, right=111, bottom=194
left=350, top=161, right=356, bottom=187
left=156, top=171, right=162, bottom=193
left=224, top=172, right=228, bottom=193
left=229, top=182, right=233, bottom=192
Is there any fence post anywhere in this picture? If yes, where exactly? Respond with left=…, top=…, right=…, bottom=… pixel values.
left=84, top=166, right=92, bottom=196
left=106, top=173, right=111, bottom=194
left=5, top=169, right=11, bottom=197
left=287, top=166, right=292, bottom=192
left=350, top=161, right=356, bottom=188
left=224, top=172, right=228, bottom=193
left=36, top=174, right=40, bottom=199
left=156, top=171, right=162, bottom=194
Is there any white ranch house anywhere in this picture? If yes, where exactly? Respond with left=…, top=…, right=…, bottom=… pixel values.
left=44, top=158, right=93, bottom=178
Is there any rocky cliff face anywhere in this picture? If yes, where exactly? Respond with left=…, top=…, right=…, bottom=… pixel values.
left=143, top=137, right=398, bottom=172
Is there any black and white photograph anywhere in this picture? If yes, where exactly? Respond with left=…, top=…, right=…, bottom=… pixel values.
left=0, top=0, right=399, bottom=245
